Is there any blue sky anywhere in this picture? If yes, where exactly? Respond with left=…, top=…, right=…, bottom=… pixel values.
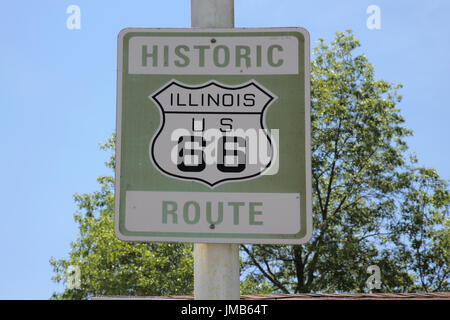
left=0, top=0, right=449, bottom=299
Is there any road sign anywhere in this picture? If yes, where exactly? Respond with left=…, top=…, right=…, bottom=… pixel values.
left=115, top=28, right=311, bottom=244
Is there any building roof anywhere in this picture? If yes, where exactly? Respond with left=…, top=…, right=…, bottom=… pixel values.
left=240, top=292, right=450, bottom=300
left=93, top=292, right=450, bottom=300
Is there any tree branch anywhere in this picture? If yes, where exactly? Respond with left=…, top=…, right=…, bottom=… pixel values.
left=293, top=246, right=305, bottom=293
left=323, top=119, right=343, bottom=220
left=241, top=245, right=290, bottom=294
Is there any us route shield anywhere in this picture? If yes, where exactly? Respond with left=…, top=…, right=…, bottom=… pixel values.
left=150, top=80, right=277, bottom=187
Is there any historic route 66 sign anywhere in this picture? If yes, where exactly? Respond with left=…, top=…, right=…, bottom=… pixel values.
left=150, top=80, right=276, bottom=187
left=115, top=28, right=312, bottom=244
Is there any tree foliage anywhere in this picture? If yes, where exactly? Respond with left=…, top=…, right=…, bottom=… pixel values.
left=50, top=31, right=449, bottom=298
left=49, top=136, right=194, bottom=299
left=241, top=31, right=449, bottom=293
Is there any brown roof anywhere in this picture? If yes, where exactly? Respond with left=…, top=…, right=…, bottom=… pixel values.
left=240, top=292, right=450, bottom=300
left=93, top=292, right=450, bottom=300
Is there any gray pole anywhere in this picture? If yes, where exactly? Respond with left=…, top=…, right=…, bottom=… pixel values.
left=190, top=0, right=240, bottom=300
left=191, top=0, right=234, bottom=28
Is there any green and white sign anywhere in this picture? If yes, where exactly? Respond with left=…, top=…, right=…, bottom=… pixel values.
left=115, top=28, right=311, bottom=244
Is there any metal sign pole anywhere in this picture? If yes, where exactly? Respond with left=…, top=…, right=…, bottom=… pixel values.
left=190, top=0, right=240, bottom=300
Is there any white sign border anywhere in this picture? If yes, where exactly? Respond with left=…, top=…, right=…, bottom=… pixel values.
left=114, top=27, right=312, bottom=244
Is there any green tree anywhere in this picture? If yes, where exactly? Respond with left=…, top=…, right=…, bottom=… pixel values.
left=49, top=135, right=194, bottom=299
left=241, top=31, right=449, bottom=293
left=390, top=164, right=450, bottom=291
left=51, top=31, right=449, bottom=298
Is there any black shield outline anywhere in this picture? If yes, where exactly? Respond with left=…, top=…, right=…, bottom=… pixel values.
left=149, top=80, right=277, bottom=188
